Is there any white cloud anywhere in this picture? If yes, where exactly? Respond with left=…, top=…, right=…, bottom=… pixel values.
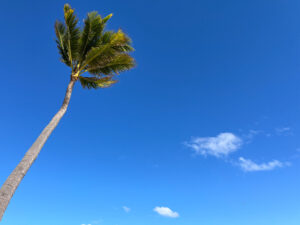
left=276, top=127, right=291, bottom=132
left=123, top=206, right=131, bottom=213
left=154, top=206, right=179, bottom=218
left=185, top=132, right=242, bottom=157
left=238, top=157, right=286, bottom=172
left=275, top=127, right=292, bottom=136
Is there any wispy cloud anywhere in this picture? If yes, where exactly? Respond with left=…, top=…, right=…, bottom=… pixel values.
left=243, top=129, right=263, bottom=141
left=123, top=206, right=131, bottom=213
left=185, top=132, right=242, bottom=157
left=275, top=127, right=292, bottom=136
left=238, top=157, right=287, bottom=172
left=154, top=206, right=179, bottom=218
left=276, top=127, right=291, bottom=133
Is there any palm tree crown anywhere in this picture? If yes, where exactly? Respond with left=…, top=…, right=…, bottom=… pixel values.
left=55, top=4, right=135, bottom=88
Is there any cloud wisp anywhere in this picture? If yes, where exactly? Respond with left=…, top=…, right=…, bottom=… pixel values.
left=238, top=157, right=287, bottom=172
left=123, top=206, right=131, bottom=213
left=154, top=206, right=179, bottom=218
left=275, top=127, right=292, bottom=136
left=185, top=132, right=242, bottom=157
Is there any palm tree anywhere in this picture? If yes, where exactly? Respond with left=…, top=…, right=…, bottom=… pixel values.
left=0, top=4, right=135, bottom=221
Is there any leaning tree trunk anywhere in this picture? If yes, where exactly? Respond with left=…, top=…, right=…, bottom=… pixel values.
left=0, top=78, right=76, bottom=221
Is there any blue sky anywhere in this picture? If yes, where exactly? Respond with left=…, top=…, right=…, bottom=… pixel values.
left=0, top=0, right=300, bottom=224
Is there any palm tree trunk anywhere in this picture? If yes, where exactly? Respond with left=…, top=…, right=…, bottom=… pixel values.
left=0, top=79, right=76, bottom=221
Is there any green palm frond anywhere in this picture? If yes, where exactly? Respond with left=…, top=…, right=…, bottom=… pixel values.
left=64, top=4, right=80, bottom=70
left=102, top=13, right=113, bottom=24
left=101, top=30, right=134, bottom=52
left=80, top=44, right=115, bottom=70
left=81, top=30, right=134, bottom=70
left=79, top=76, right=117, bottom=89
left=55, top=21, right=70, bottom=66
left=87, top=54, right=135, bottom=76
left=79, top=12, right=102, bottom=63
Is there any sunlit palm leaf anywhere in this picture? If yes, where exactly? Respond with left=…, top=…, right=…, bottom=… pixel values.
left=64, top=4, right=80, bottom=69
left=79, top=12, right=103, bottom=63
left=87, top=54, right=135, bottom=76
left=54, top=21, right=70, bottom=66
left=81, top=30, right=134, bottom=71
left=101, top=30, right=134, bottom=52
left=102, top=13, right=113, bottom=24
left=79, top=76, right=117, bottom=89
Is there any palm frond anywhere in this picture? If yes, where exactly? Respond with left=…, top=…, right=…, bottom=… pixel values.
left=81, top=30, right=134, bottom=70
left=102, top=13, right=113, bottom=24
left=101, top=30, right=134, bottom=52
left=79, top=76, right=117, bottom=89
left=64, top=4, right=80, bottom=70
left=79, top=12, right=100, bottom=62
left=55, top=21, right=70, bottom=66
left=78, top=12, right=111, bottom=64
left=87, top=54, right=135, bottom=76
left=81, top=44, right=113, bottom=70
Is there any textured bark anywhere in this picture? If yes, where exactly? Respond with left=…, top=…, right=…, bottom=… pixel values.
left=0, top=79, right=76, bottom=221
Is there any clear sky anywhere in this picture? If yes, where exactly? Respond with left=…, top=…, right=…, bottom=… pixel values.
left=0, top=0, right=300, bottom=224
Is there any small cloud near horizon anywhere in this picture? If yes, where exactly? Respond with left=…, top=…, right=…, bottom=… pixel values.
left=154, top=206, right=179, bottom=218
